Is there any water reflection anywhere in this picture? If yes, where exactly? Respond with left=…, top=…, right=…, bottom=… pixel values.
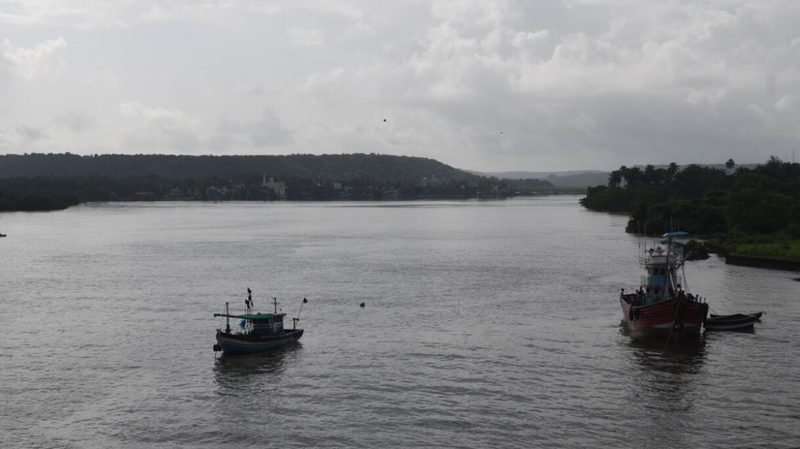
left=213, top=344, right=303, bottom=395
left=619, top=322, right=708, bottom=449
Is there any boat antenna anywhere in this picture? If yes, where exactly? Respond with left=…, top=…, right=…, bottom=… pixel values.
left=273, top=297, right=278, bottom=315
left=294, top=297, right=308, bottom=330
left=638, top=220, right=641, bottom=252
left=681, top=262, right=689, bottom=295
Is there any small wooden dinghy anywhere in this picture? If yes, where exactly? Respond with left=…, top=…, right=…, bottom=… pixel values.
left=710, top=311, right=763, bottom=319
left=704, top=313, right=762, bottom=331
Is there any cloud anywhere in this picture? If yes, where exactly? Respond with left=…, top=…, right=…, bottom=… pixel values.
left=774, top=95, right=800, bottom=113
left=234, top=81, right=265, bottom=96
left=1, top=38, right=66, bottom=79
left=54, top=109, right=97, bottom=133
left=286, top=0, right=800, bottom=169
left=2, top=1, right=800, bottom=170
left=0, top=0, right=285, bottom=28
left=16, top=125, right=48, bottom=141
left=289, top=28, right=324, bottom=47
left=249, top=107, right=293, bottom=147
left=204, top=108, right=293, bottom=151
left=117, top=102, right=201, bottom=152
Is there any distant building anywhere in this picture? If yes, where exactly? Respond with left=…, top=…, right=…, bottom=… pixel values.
left=382, top=189, right=400, bottom=200
left=206, top=186, right=220, bottom=199
left=262, top=175, right=287, bottom=198
left=167, top=188, right=185, bottom=200
left=134, top=191, right=156, bottom=201
left=421, top=175, right=440, bottom=188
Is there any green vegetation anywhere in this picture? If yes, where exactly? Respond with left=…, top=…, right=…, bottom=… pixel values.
left=581, top=156, right=800, bottom=263
left=0, top=153, right=482, bottom=182
left=0, top=190, right=79, bottom=212
left=0, top=153, right=556, bottom=210
left=683, top=239, right=710, bottom=260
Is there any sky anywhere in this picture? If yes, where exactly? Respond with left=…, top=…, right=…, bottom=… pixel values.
left=1, top=0, right=799, bottom=172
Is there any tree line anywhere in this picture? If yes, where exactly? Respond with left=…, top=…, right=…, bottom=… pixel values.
left=580, top=157, right=800, bottom=240
left=0, top=172, right=556, bottom=211
left=0, top=153, right=483, bottom=183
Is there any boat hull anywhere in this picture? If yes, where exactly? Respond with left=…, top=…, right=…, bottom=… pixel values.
left=620, top=294, right=708, bottom=338
left=710, top=311, right=763, bottom=320
left=215, top=328, right=304, bottom=354
left=704, top=314, right=758, bottom=331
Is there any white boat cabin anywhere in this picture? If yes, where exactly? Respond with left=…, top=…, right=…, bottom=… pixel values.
left=636, top=246, right=684, bottom=305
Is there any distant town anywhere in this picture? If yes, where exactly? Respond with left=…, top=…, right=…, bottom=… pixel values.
left=128, top=174, right=546, bottom=202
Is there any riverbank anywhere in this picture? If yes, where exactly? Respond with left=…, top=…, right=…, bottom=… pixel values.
left=706, top=240, right=800, bottom=272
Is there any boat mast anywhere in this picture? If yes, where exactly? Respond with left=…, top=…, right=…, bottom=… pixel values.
left=273, top=297, right=278, bottom=314
left=662, top=236, right=671, bottom=302
left=225, top=302, right=230, bottom=333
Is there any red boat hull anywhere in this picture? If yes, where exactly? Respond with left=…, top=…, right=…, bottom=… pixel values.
left=620, top=294, right=708, bottom=337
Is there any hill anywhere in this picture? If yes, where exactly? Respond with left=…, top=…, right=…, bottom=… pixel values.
left=472, top=170, right=606, bottom=179
left=0, top=153, right=480, bottom=183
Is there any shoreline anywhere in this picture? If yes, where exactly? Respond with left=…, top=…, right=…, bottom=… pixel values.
left=705, top=241, right=800, bottom=272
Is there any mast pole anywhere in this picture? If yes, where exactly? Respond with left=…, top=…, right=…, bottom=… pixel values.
left=225, top=302, right=230, bottom=333
left=662, top=236, right=671, bottom=302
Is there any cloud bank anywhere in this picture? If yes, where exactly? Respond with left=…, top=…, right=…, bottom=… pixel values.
left=1, top=0, right=798, bottom=170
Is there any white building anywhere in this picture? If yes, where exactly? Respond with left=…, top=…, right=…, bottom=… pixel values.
left=263, top=175, right=287, bottom=198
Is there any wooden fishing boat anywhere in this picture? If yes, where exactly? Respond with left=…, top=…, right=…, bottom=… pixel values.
left=704, top=313, right=760, bottom=331
left=213, top=291, right=307, bottom=355
left=620, top=232, right=709, bottom=337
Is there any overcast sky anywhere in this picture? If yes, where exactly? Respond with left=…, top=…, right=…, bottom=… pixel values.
left=1, top=1, right=798, bottom=171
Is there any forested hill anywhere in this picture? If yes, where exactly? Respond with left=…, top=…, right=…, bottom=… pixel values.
left=0, top=153, right=479, bottom=183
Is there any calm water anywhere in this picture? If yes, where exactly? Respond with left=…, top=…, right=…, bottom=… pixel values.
left=1, top=197, right=798, bottom=448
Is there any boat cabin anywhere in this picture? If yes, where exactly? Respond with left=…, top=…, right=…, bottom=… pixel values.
left=637, top=245, right=684, bottom=305
left=239, top=313, right=285, bottom=336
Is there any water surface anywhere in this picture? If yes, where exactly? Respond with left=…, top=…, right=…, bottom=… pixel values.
left=1, top=198, right=798, bottom=448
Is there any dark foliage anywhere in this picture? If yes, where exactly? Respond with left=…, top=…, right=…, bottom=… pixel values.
left=580, top=157, right=800, bottom=238
left=0, top=153, right=556, bottom=209
left=0, top=153, right=481, bottom=183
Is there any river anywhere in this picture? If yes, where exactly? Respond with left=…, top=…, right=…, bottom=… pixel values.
left=1, top=197, right=798, bottom=448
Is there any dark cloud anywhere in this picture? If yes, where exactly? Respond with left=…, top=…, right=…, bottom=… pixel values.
left=16, top=125, right=47, bottom=141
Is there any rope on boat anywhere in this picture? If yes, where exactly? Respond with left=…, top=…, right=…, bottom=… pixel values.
left=663, top=299, right=684, bottom=353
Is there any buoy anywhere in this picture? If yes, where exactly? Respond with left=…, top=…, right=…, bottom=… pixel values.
left=360, top=302, right=365, bottom=307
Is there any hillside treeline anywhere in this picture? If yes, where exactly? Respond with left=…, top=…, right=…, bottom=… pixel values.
left=0, top=152, right=556, bottom=210
left=580, top=157, right=800, bottom=240
left=0, top=153, right=480, bottom=183
left=0, top=190, right=79, bottom=212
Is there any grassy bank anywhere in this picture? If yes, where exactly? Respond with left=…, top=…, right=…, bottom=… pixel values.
left=722, top=240, right=800, bottom=262
left=709, top=229, right=800, bottom=263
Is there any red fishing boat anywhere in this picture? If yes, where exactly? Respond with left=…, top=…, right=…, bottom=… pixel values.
left=620, top=232, right=709, bottom=337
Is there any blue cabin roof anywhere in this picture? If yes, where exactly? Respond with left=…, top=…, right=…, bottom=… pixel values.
left=662, top=231, right=688, bottom=237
